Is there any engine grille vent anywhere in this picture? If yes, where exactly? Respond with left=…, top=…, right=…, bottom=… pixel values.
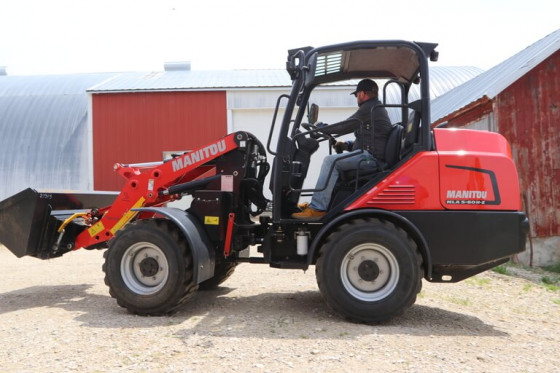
left=368, top=184, right=416, bottom=205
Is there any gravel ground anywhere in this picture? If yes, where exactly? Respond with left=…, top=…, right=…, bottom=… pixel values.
left=0, top=246, right=558, bottom=372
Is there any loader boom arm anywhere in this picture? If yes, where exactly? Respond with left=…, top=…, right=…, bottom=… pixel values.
left=74, top=133, right=240, bottom=250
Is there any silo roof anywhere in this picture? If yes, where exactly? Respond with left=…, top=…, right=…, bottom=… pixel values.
left=0, top=73, right=117, bottom=199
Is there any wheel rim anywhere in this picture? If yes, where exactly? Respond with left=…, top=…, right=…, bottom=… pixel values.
left=121, top=242, right=169, bottom=295
left=340, top=243, right=399, bottom=302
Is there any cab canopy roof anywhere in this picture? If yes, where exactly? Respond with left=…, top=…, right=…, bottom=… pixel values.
left=288, top=40, right=438, bottom=86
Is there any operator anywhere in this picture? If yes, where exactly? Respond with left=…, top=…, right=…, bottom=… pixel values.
left=292, top=79, right=392, bottom=220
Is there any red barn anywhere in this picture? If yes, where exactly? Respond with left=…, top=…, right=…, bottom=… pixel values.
left=86, top=69, right=292, bottom=192
left=90, top=90, right=227, bottom=190
left=431, top=29, right=560, bottom=266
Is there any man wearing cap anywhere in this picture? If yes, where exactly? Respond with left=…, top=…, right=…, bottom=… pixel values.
left=292, top=78, right=392, bottom=220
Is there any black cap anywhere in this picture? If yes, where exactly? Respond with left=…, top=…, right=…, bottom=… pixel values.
left=350, top=79, right=378, bottom=96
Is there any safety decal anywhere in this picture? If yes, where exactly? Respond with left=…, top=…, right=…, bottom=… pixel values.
left=204, top=216, right=220, bottom=225
left=88, top=221, right=105, bottom=237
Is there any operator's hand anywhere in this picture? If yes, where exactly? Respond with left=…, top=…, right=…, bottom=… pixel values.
left=334, top=141, right=349, bottom=154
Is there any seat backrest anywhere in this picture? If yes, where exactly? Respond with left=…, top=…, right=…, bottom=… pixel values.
left=401, top=99, right=422, bottom=157
left=384, top=124, right=404, bottom=168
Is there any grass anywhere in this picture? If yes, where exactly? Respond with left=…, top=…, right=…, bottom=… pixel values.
left=540, top=276, right=559, bottom=292
left=542, top=283, right=559, bottom=292
left=492, top=264, right=509, bottom=275
left=490, top=261, right=560, bottom=292
left=540, top=262, right=560, bottom=289
left=543, top=263, right=560, bottom=273
left=541, top=276, right=557, bottom=285
left=492, top=262, right=510, bottom=275
left=466, top=277, right=491, bottom=287
left=448, top=296, right=472, bottom=306
left=539, top=275, right=560, bottom=292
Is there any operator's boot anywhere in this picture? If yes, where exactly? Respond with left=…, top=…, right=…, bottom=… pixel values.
left=292, top=206, right=326, bottom=220
left=297, top=202, right=309, bottom=211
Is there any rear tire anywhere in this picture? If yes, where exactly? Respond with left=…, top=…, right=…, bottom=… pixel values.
left=316, top=218, right=422, bottom=323
left=103, top=219, right=198, bottom=315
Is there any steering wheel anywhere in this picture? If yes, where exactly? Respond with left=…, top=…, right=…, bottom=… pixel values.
left=300, top=122, right=317, bottom=132
left=300, top=122, right=335, bottom=144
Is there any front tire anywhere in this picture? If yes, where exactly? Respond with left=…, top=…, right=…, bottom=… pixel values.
left=316, top=218, right=422, bottom=323
left=103, top=219, right=198, bottom=315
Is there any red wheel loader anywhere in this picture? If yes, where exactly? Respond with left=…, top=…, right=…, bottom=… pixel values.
left=0, top=40, right=528, bottom=323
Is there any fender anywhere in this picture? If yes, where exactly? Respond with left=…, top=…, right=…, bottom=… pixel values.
left=132, top=207, right=215, bottom=283
left=307, top=209, right=433, bottom=279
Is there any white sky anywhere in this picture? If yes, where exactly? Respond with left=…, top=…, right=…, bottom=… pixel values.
left=0, top=0, right=558, bottom=75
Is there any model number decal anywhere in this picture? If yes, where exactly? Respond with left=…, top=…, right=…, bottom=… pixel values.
left=446, top=199, right=487, bottom=205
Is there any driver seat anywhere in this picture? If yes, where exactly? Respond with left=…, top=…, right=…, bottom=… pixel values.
left=339, top=123, right=404, bottom=183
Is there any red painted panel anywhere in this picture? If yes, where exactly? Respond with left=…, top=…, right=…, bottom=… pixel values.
left=92, top=91, right=227, bottom=191
left=497, top=50, right=560, bottom=237
left=347, top=129, right=523, bottom=212
left=346, top=152, right=443, bottom=211
left=436, top=129, right=521, bottom=211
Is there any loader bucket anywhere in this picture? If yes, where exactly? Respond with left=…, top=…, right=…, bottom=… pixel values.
left=0, top=188, right=117, bottom=259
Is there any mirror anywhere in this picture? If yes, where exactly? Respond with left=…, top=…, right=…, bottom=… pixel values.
left=307, top=103, right=319, bottom=124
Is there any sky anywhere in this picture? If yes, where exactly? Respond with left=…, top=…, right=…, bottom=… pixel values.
left=0, top=0, right=558, bottom=75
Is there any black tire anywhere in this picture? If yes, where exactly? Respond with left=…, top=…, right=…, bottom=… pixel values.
left=316, top=218, right=422, bottom=324
left=103, top=219, right=198, bottom=315
left=198, top=262, right=238, bottom=290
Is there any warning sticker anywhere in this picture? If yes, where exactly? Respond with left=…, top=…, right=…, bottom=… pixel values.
left=88, top=221, right=105, bottom=237
left=204, top=216, right=220, bottom=225
left=221, top=175, right=234, bottom=192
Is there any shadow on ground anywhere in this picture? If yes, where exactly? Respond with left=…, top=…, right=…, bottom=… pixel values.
left=0, top=284, right=508, bottom=339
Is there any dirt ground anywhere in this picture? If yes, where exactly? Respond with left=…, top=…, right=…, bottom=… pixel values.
left=0, top=246, right=558, bottom=373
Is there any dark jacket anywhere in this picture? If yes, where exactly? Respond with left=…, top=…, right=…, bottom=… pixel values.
left=322, top=98, right=392, bottom=161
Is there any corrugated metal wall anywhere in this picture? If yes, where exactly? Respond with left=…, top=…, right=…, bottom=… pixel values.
left=497, top=50, right=560, bottom=238
left=92, top=91, right=227, bottom=191
left=0, top=73, right=115, bottom=199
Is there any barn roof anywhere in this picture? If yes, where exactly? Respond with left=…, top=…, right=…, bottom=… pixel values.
left=431, top=28, right=560, bottom=124
left=87, top=70, right=291, bottom=92
left=87, top=66, right=483, bottom=97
